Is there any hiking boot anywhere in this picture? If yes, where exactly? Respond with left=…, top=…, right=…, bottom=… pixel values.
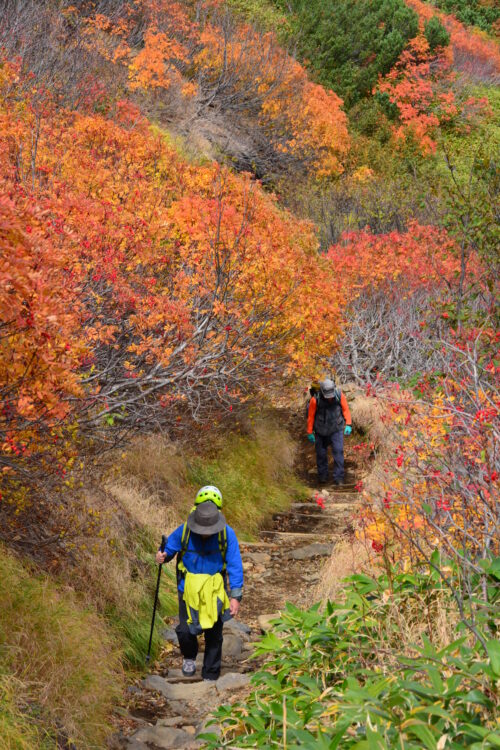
left=182, top=658, right=196, bottom=677
left=334, top=479, right=345, bottom=487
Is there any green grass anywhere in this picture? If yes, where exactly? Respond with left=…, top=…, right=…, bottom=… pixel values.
left=185, top=417, right=309, bottom=538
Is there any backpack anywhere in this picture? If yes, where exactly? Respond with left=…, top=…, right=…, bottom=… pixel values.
left=176, top=522, right=228, bottom=583
left=305, top=384, right=321, bottom=420
left=314, top=391, right=345, bottom=436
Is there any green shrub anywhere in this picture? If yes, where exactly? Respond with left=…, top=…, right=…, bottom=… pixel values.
left=427, top=0, right=499, bottom=34
left=424, top=15, right=451, bottom=50
left=269, top=0, right=419, bottom=107
left=203, top=562, right=500, bottom=748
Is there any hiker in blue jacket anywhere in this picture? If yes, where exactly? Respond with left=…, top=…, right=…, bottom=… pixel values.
left=155, top=486, right=244, bottom=681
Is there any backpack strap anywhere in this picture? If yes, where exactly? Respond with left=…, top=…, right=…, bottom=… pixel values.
left=177, top=523, right=228, bottom=580
left=218, top=526, right=228, bottom=572
left=176, top=523, right=190, bottom=581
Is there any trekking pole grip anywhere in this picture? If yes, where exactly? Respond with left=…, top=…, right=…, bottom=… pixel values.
left=160, top=535, right=167, bottom=555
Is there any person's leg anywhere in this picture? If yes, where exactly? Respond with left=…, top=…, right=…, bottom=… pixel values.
left=331, top=430, right=345, bottom=483
left=315, top=435, right=328, bottom=482
left=175, top=592, right=198, bottom=661
left=202, top=617, right=223, bottom=680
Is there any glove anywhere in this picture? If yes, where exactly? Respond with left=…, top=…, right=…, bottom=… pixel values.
left=307, top=433, right=315, bottom=444
left=344, top=425, right=352, bottom=436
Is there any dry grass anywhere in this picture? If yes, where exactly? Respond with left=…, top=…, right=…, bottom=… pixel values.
left=312, top=538, right=375, bottom=603
left=380, top=585, right=463, bottom=655
left=64, top=436, right=188, bottom=616
left=106, top=416, right=307, bottom=539
left=0, top=547, right=122, bottom=749
left=312, top=539, right=462, bottom=664
left=0, top=675, right=53, bottom=750
left=107, top=480, right=181, bottom=536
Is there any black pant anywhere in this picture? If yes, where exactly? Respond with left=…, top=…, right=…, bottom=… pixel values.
left=315, top=430, right=344, bottom=482
left=175, top=592, right=223, bottom=680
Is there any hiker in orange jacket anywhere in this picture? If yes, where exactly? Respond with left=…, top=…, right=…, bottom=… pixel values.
left=307, top=379, right=352, bottom=485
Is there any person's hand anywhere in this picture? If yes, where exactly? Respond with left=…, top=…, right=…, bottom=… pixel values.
left=156, top=551, right=167, bottom=565
left=229, top=598, right=240, bottom=617
left=307, top=433, right=315, bottom=443
left=344, top=425, right=352, bottom=436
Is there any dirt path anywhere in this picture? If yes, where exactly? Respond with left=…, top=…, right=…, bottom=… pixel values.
left=110, top=432, right=363, bottom=749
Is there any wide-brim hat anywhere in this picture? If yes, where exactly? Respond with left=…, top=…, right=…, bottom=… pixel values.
left=320, top=378, right=337, bottom=399
left=187, top=501, right=226, bottom=535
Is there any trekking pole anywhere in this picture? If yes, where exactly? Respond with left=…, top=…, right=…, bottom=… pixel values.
left=146, top=535, right=167, bottom=664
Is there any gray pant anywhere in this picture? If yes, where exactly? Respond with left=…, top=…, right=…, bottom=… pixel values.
left=315, top=430, right=344, bottom=481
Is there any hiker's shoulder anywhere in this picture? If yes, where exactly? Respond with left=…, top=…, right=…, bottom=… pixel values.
left=169, top=523, right=186, bottom=539
left=225, top=525, right=239, bottom=542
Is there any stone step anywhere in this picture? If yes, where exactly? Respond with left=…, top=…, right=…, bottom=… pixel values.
left=274, top=509, right=352, bottom=521
left=260, top=530, right=338, bottom=540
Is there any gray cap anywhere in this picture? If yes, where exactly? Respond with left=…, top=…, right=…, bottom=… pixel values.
left=320, top=378, right=338, bottom=399
left=186, top=501, right=226, bottom=535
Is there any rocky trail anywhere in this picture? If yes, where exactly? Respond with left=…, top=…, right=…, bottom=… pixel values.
left=110, top=436, right=364, bottom=750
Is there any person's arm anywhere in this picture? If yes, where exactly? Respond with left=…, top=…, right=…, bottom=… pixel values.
left=225, top=526, right=244, bottom=600
left=340, top=393, right=351, bottom=425
left=155, top=525, right=183, bottom=564
left=307, top=397, right=317, bottom=434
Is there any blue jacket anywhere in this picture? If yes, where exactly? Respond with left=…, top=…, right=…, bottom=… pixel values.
left=164, top=524, right=244, bottom=600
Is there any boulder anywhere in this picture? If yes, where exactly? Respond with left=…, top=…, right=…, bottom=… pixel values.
left=258, top=613, right=280, bottom=632
left=160, top=627, right=178, bottom=644
left=157, top=717, right=184, bottom=727
left=221, top=631, right=243, bottom=660
left=242, top=641, right=259, bottom=652
left=245, top=551, right=271, bottom=565
left=126, top=740, right=147, bottom=750
left=130, top=726, right=195, bottom=749
left=216, top=672, right=251, bottom=693
left=290, top=543, right=333, bottom=560
left=196, top=716, right=221, bottom=739
left=224, top=618, right=251, bottom=637
left=142, top=675, right=216, bottom=701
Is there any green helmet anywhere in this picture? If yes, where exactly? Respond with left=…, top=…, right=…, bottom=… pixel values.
left=195, top=485, right=223, bottom=509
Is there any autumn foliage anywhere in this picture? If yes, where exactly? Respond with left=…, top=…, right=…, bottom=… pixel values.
left=327, top=221, right=462, bottom=293
left=0, top=52, right=341, bottom=521
left=404, top=0, right=500, bottom=80
left=193, top=23, right=349, bottom=177
left=83, top=0, right=349, bottom=179
left=359, top=326, right=499, bottom=611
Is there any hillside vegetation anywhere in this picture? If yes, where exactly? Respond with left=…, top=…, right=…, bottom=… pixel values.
left=0, top=0, right=498, bottom=746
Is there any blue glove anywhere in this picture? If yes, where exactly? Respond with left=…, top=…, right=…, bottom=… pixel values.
left=344, top=425, right=352, bottom=436
left=307, top=433, right=315, bottom=443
